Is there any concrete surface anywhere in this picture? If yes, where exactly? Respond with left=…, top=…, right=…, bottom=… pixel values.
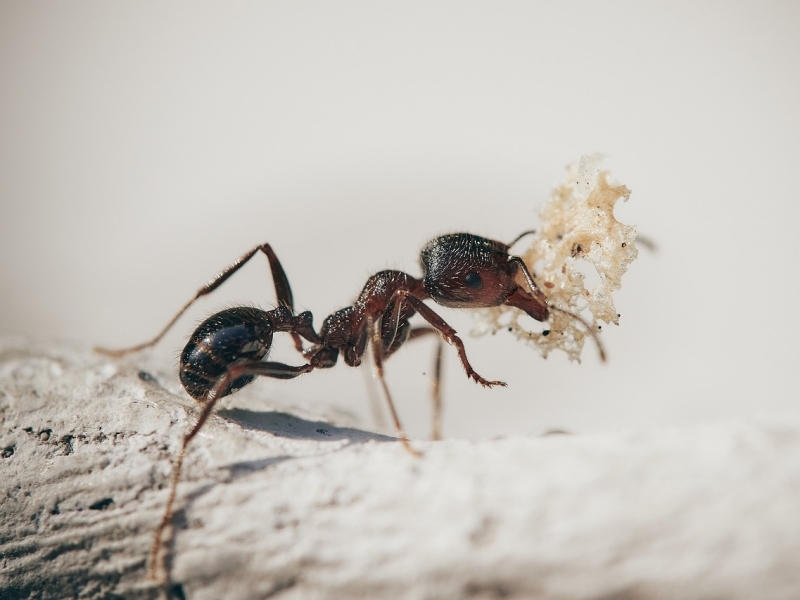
left=2, top=336, right=799, bottom=599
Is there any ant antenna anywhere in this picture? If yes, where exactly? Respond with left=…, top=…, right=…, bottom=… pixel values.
left=508, top=230, right=537, bottom=247
left=635, top=234, right=658, bottom=253
left=548, top=304, right=606, bottom=363
left=508, top=255, right=606, bottom=362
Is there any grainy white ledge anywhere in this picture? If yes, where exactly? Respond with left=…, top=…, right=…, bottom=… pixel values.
left=2, top=337, right=799, bottom=599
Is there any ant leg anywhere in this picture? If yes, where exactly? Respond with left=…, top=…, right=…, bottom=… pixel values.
left=97, top=243, right=305, bottom=357
left=379, top=299, right=444, bottom=440
left=148, top=360, right=312, bottom=582
left=366, top=315, right=421, bottom=457
left=361, top=366, right=389, bottom=432
left=396, top=292, right=507, bottom=389
left=408, top=328, right=444, bottom=441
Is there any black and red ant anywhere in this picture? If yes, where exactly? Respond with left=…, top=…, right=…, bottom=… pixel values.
left=97, top=232, right=604, bottom=580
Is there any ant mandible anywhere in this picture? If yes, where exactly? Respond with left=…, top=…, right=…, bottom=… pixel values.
left=96, top=232, right=605, bottom=581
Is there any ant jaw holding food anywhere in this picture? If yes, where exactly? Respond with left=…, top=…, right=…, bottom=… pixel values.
left=502, top=292, right=607, bottom=364
left=503, top=253, right=606, bottom=363
left=503, top=287, right=550, bottom=323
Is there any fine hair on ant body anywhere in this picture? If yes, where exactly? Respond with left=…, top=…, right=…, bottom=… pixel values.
left=96, top=232, right=605, bottom=581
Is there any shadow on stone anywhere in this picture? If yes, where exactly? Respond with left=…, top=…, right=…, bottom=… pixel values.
left=217, top=408, right=396, bottom=444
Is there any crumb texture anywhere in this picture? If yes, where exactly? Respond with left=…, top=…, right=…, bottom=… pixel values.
left=2, top=337, right=800, bottom=600
left=473, top=156, right=637, bottom=361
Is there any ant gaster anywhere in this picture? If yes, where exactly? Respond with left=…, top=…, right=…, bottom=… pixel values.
left=96, top=233, right=604, bottom=581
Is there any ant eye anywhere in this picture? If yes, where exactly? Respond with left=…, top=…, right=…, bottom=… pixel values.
left=465, top=272, right=483, bottom=289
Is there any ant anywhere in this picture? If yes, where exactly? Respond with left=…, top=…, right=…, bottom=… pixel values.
left=96, top=232, right=604, bottom=581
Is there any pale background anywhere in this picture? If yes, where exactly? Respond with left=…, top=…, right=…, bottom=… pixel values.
left=1, top=1, right=798, bottom=440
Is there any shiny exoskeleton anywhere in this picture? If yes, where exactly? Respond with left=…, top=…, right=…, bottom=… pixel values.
left=96, top=232, right=603, bottom=582
left=179, top=306, right=318, bottom=400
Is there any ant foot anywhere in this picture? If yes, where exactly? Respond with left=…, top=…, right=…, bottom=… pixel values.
left=94, top=346, right=129, bottom=358
left=469, top=372, right=507, bottom=388
left=398, top=435, right=423, bottom=457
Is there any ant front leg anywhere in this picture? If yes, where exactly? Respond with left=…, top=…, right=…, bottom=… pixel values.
left=149, top=359, right=313, bottom=583
left=395, top=292, right=507, bottom=389
left=96, top=243, right=304, bottom=357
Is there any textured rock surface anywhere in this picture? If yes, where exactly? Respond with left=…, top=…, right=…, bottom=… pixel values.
left=2, top=337, right=800, bottom=599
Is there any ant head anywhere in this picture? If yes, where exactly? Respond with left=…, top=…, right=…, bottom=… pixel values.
left=421, top=233, right=551, bottom=323
left=421, top=234, right=519, bottom=309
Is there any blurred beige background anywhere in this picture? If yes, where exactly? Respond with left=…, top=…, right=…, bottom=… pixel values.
left=1, top=1, right=798, bottom=440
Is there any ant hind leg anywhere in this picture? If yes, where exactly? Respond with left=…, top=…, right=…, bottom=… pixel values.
left=148, top=359, right=312, bottom=583
left=96, top=243, right=303, bottom=357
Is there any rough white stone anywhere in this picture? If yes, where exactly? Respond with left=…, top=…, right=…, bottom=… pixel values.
left=2, top=337, right=799, bottom=599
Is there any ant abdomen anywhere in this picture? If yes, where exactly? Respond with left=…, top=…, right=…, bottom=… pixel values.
left=179, top=307, right=277, bottom=400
